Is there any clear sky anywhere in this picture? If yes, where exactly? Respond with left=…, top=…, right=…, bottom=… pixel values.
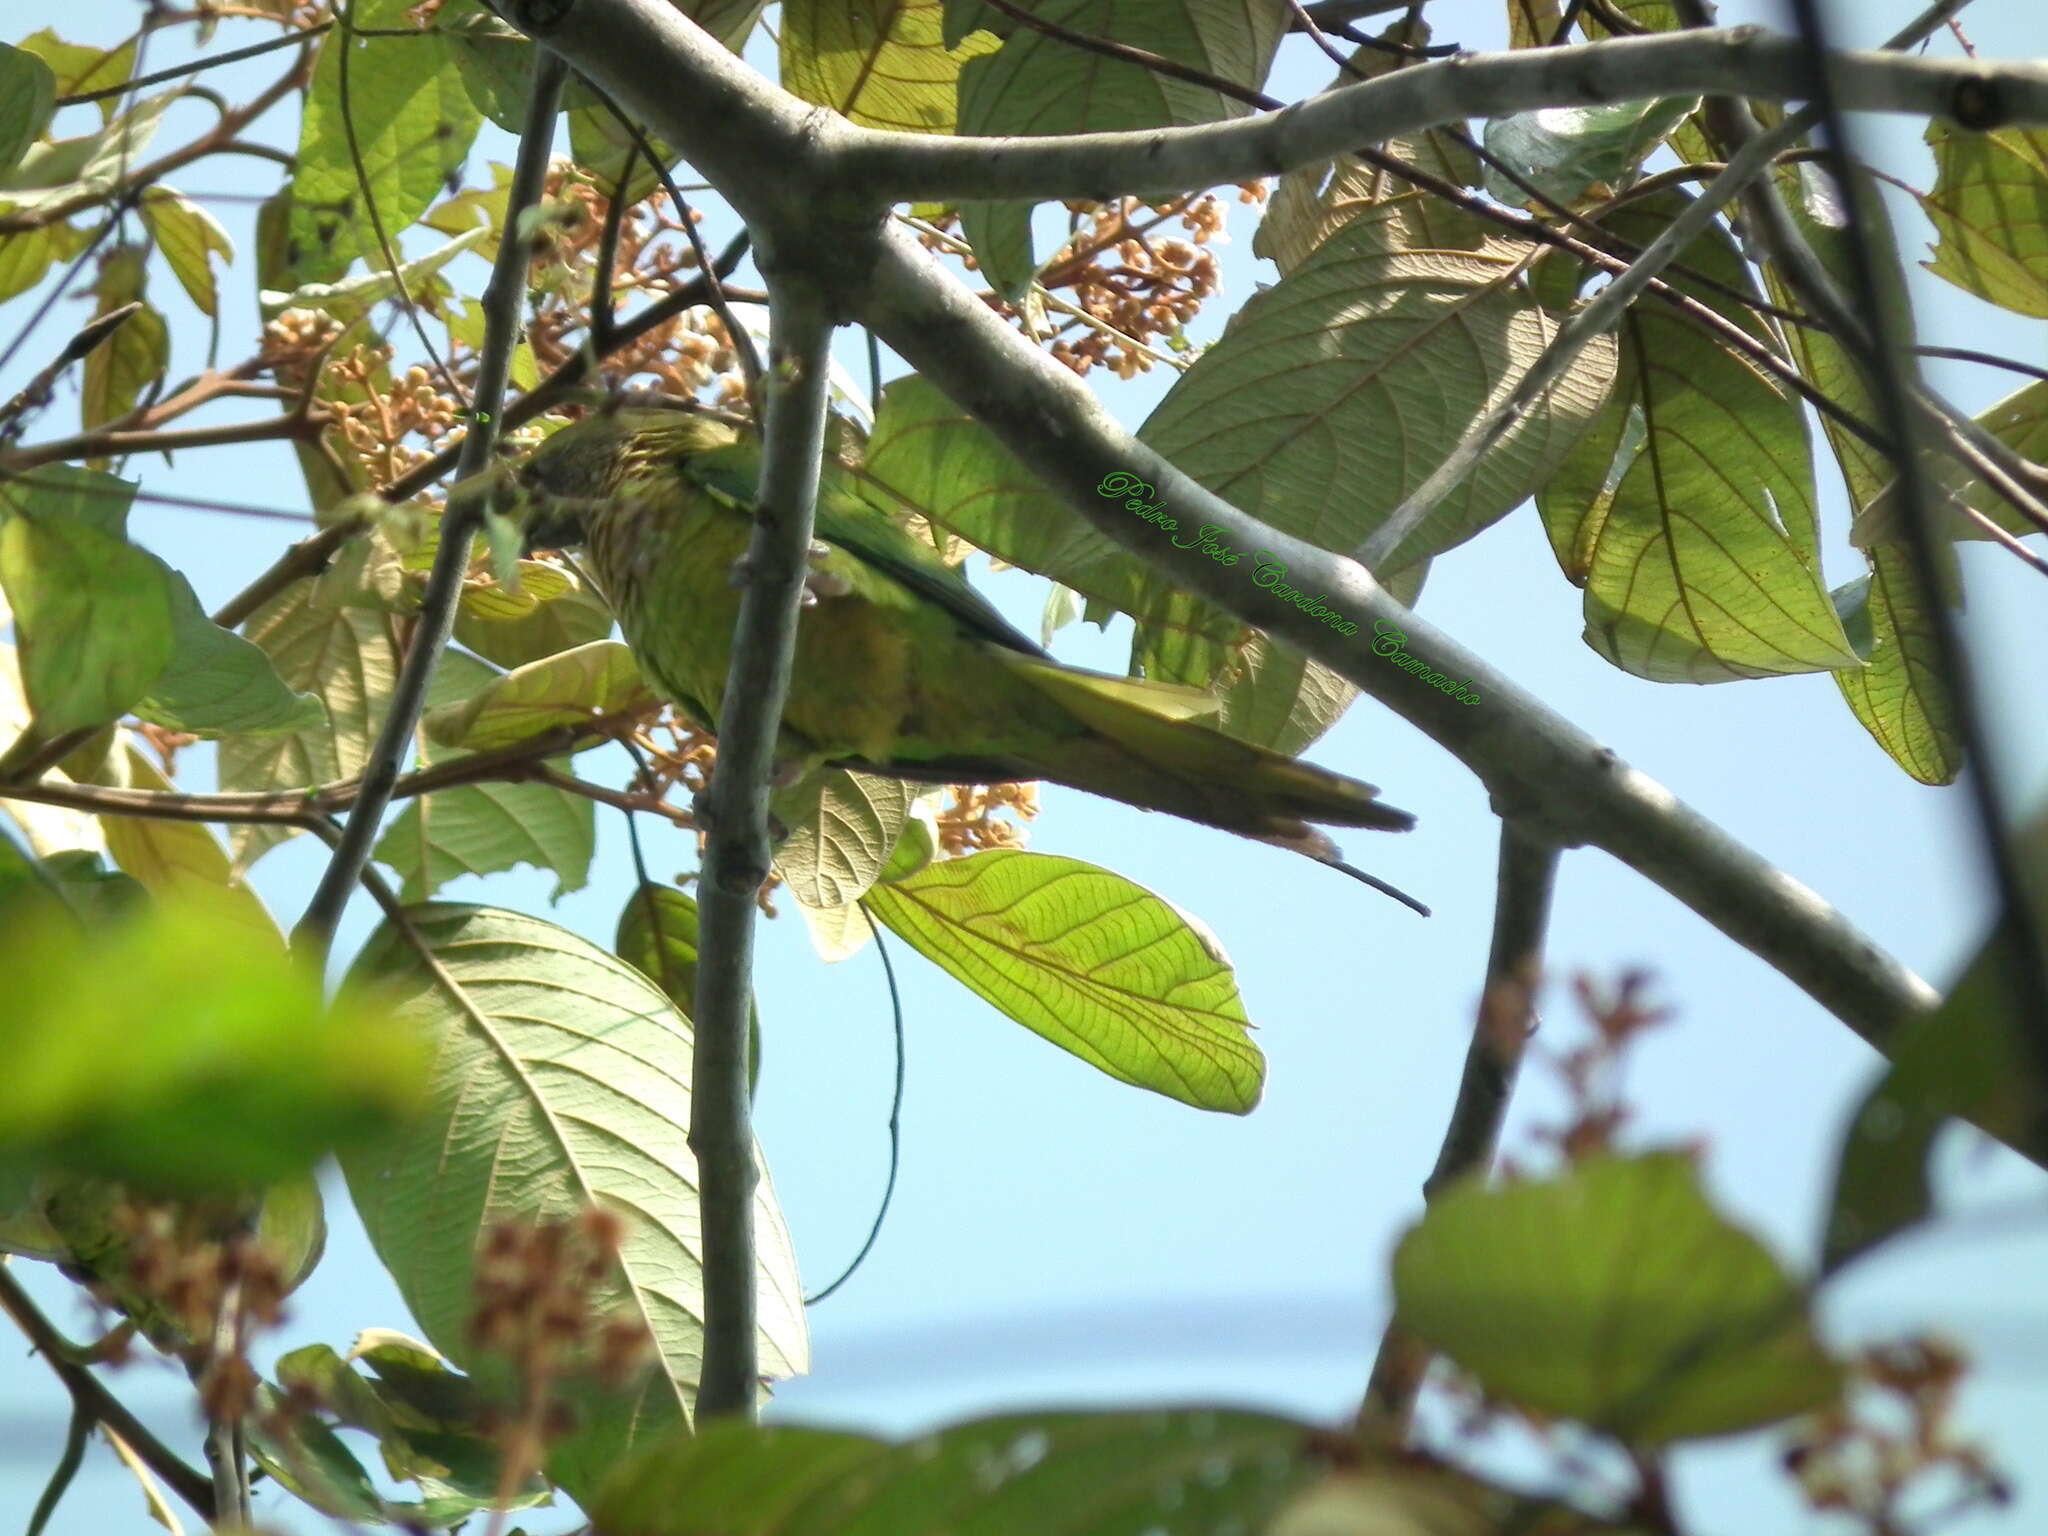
left=3, top=1, right=2045, bottom=1532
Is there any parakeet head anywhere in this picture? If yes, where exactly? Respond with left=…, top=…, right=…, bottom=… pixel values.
left=514, top=407, right=742, bottom=552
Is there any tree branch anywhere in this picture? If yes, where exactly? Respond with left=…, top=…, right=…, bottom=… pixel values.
left=1358, top=823, right=1559, bottom=1435
left=688, top=282, right=835, bottom=1418
left=817, top=26, right=2048, bottom=203
left=856, top=220, right=1944, bottom=1054
left=290, top=49, right=570, bottom=960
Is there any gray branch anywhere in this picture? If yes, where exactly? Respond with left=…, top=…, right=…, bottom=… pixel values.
left=689, top=277, right=838, bottom=1419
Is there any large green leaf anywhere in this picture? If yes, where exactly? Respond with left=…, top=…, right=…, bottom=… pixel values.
left=337, top=905, right=808, bottom=1503
left=0, top=44, right=55, bottom=177
left=864, top=848, right=1262, bottom=1112
left=783, top=0, right=998, bottom=132
left=455, top=562, right=615, bottom=667
left=0, top=896, right=426, bottom=1194
left=1921, top=119, right=2048, bottom=317
left=0, top=220, right=90, bottom=303
left=375, top=652, right=595, bottom=902
left=1762, top=162, right=1961, bottom=783
left=1536, top=193, right=1854, bottom=681
left=1393, top=1152, right=1844, bottom=1443
left=0, top=89, right=178, bottom=218
left=285, top=0, right=482, bottom=287
left=0, top=486, right=176, bottom=743
left=954, top=0, right=1284, bottom=296
left=616, top=881, right=765, bottom=1091
left=595, top=1408, right=1329, bottom=1535
left=215, top=581, right=400, bottom=869
left=1142, top=197, right=1618, bottom=578
left=0, top=615, right=107, bottom=858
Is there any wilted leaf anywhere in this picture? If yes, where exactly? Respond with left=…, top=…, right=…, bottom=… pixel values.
left=422, top=638, right=656, bottom=751
left=1394, top=1152, right=1844, bottom=1442
left=140, top=186, right=233, bottom=316
left=864, top=848, right=1262, bottom=1111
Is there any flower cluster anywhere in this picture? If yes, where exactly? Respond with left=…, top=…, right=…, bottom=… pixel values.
left=469, top=1208, right=653, bottom=1393
left=934, top=781, right=1040, bottom=856
left=919, top=185, right=1264, bottom=380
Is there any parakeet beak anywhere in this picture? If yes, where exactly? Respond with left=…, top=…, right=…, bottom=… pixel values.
left=513, top=463, right=591, bottom=554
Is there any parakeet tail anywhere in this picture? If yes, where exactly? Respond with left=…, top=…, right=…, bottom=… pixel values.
left=988, top=658, right=1425, bottom=910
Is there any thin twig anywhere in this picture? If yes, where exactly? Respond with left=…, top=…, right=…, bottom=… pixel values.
left=291, top=49, right=570, bottom=960
left=690, top=281, right=838, bottom=1418
left=58, top=21, right=332, bottom=105
left=0, top=1265, right=216, bottom=1522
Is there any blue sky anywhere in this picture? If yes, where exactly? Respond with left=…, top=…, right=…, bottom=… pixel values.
left=3, top=0, right=2046, bottom=1531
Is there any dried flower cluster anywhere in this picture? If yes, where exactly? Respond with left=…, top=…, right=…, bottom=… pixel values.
left=1515, top=970, right=1674, bottom=1167
left=77, top=1194, right=293, bottom=1419
left=918, top=185, right=1263, bottom=380
left=469, top=1208, right=653, bottom=1394
left=1783, top=1335, right=2010, bottom=1532
left=934, top=781, right=1040, bottom=856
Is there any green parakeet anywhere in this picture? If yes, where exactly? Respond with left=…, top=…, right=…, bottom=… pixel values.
left=515, top=409, right=1419, bottom=901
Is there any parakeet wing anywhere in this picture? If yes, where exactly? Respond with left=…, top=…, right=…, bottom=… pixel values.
left=686, top=441, right=1050, bottom=660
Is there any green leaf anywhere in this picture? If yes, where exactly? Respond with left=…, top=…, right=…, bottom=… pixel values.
left=0, top=485, right=177, bottom=741
left=88, top=739, right=282, bottom=943
left=1921, top=119, right=2048, bottom=317
left=1170, top=629, right=1361, bottom=756
left=1142, top=198, right=1618, bottom=578
left=0, top=89, right=179, bottom=217
left=421, top=638, right=657, bottom=752
left=1481, top=96, right=1699, bottom=207
left=140, top=186, right=233, bottom=316
left=286, top=0, right=482, bottom=287
left=253, top=1340, right=552, bottom=1526
left=140, top=574, right=327, bottom=738
left=455, top=566, right=616, bottom=667
left=262, top=225, right=491, bottom=320
left=14, top=29, right=134, bottom=125
left=0, top=44, right=56, bottom=177
left=773, top=768, right=916, bottom=909
left=337, top=904, right=808, bottom=1503
left=0, top=895, right=428, bottom=1194
left=1506, top=0, right=1564, bottom=47
left=1393, top=1152, right=1844, bottom=1443
left=1760, top=162, right=1962, bottom=782
left=1536, top=193, right=1854, bottom=681
left=595, top=1408, right=1331, bottom=1535
left=616, top=881, right=764, bottom=1089
left=0, top=220, right=89, bottom=304
left=783, top=0, right=999, bottom=133
left=374, top=651, right=595, bottom=901
left=435, top=0, right=539, bottom=134
left=215, top=581, right=400, bottom=870
left=1823, top=805, right=2048, bottom=1270
left=78, top=249, right=168, bottom=438
left=863, top=848, right=1263, bottom=1112
left=0, top=624, right=108, bottom=858
left=954, top=0, right=1284, bottom=295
